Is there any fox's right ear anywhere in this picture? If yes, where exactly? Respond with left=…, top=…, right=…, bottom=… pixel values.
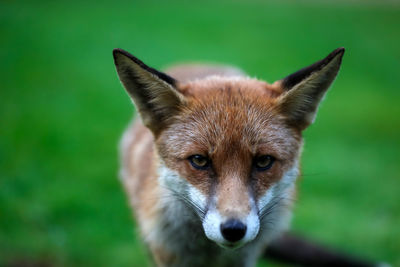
left=113, top=49, right=186, bottom=135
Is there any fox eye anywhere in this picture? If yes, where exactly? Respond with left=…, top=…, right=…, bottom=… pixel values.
left=255, top=155, right=275, bottom=171
left=188, top=155, right=210, bottom=170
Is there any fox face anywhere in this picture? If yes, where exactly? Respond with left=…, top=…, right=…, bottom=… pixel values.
left=155, top=79, right=302, bottom=248
left=114, top=48, right=344, bottom=250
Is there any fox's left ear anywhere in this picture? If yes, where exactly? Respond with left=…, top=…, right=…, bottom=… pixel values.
left=275, top=47, right=345, bottom=130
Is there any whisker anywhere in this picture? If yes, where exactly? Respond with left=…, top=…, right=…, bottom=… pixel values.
left=258, top=196, right=294, bottom=222
left=158, top=184, right=206, bottom=220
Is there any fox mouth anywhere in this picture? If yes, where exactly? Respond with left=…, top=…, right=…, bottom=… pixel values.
left=218, top=240, right=246, bottom=250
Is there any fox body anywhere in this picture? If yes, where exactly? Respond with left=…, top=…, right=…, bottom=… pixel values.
left=114, top=48, right=344, bottom=267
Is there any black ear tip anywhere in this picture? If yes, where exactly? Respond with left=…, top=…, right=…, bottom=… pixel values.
left=336, top=47, right=345, bottom=53
left=331, top=47, right=345, bottom=58
left=113, top=48, right=124, bottom=62
left=113, top=48, right=143, bottom=65
left=321, top=47, right=345, bottom=67
left=113, top=48, right=123, bottom=57
left=113, top=48, right=138, bottom=62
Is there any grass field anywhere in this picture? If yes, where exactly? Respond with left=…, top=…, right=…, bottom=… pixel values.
left=1, top=0, right=399, bottom=266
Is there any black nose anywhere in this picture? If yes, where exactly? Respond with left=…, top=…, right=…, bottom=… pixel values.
left=220, top=219, right=247, bottom=242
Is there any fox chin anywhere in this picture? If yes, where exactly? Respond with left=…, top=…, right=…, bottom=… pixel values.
left=114, top=47, right=345, bottom=267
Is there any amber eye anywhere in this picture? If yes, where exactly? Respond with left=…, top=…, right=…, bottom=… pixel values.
left=255, top=155, right=275, bottom=171
left=188, top=155, right=210, bottom=170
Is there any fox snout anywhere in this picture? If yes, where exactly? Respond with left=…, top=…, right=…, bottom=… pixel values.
left=202, top=191, right=260, bottom=248
left=202, top=208, right=260, bottom=248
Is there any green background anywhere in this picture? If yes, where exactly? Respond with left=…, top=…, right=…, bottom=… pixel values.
left=1, top=0, right=399, bottom=266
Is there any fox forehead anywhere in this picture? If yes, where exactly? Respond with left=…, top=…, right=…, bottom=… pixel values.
left=158, top=77, right=301, bottom=160
left=178, top=76, right=283, bottom=98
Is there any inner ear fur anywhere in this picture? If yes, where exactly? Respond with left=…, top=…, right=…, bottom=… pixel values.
left=113, top=48, right=186, bottom=135
left=275, top=47, right=345, bottom=130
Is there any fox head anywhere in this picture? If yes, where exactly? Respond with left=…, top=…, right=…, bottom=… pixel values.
left=113, top=48, right=344, bottom=248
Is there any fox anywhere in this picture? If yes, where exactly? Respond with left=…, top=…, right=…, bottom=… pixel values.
left=113, top=47, right=378, bottom=267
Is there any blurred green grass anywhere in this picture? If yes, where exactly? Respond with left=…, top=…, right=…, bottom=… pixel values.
left=1, top=0, right=399, bottom=266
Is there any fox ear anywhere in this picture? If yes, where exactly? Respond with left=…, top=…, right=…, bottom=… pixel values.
left=276, top=48, right=345, bottom=130
left=113, top=49, right=185, bottom=135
